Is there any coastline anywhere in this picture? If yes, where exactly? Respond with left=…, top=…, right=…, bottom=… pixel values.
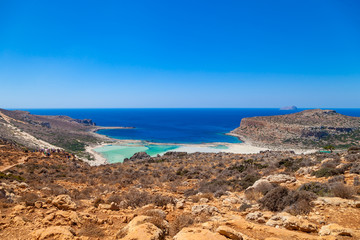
left=84, top=126, right=319, bottom=166
left=85, top=138, right=317, bottom=166
left=84, top=143, right=109, bottom=166
left=227, top=132, right=318, bottom=154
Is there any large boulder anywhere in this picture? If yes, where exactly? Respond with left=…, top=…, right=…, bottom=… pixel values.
left=319, top=224, right=353, bottom=237
left=52, top=195, right=76, bottom=210
left=31, top=226, right=75, bottom=240
left=173, top=227, right=228, bottom=240
left=116, top=215, right=165, bottom=240
left=265, top=174, right=296, bottom=184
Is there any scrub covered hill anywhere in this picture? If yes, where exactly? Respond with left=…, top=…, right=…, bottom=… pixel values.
left=0, top=108, right=104, bottom=153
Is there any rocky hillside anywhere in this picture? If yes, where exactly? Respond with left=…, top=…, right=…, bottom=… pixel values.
left=1, top=140, right=360, bottom=239
left=0, top=108, right=104, bottom=153
left=231, top=109, right=360, bottom=149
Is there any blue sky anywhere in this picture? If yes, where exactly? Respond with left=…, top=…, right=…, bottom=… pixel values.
left=0, top=0, right=359, bottom=108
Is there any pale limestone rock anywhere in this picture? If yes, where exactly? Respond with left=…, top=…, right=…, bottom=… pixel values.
left=173, top=227, right=228, bottom=240
left=98, top=202, right=119, bottom=211
left=222, top=197, right=240, bottom=206
left=191, top=205, right=219, bottom=215
left=34, top=201, right=43, bottom=208
left=216, top=225, right=244, bottom=240
left=175, top=199, right=185, bottom=209
left=265, top=174, right=296, bottom=184
left=116, top=215, right=164, bottom=240
left=246, top=211, right=266, bottom=223
left=266, top=212, right=317, bottom=233
left=11, top=216, right=26, bottom=226
left=31, top=226, right=75, bottom=240
left=52, top=195, right=76, bottom=210
left=319, top=224, right=353, bottom=237
left=42, top=210, right=82, bottom=226
left=18, top=182, right=28, bottom=188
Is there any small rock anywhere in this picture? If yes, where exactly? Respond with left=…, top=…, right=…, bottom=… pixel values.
left=192, top=205, right=219, bottom=216
left=18, top=182, right=28, bottom=189
left=175, top=199, right=185, bottom=209
left=216, top=225, right=243, bottom=240
left=52, top=195, right=76, bottom=210
left=34, top=201, right=43, bottom=208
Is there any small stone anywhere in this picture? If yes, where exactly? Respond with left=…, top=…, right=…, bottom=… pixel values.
left=216, top=225, right=243, bottom=240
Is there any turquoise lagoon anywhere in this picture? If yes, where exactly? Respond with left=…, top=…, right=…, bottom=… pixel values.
left=94, top=144, right=178, bottom=163
left=94, top=143, right=229, bottom=163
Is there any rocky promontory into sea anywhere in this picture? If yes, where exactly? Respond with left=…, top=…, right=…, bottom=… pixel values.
left=231, top=109, right=360, bottom=149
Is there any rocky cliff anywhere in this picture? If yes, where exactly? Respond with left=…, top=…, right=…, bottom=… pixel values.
left=231, top=109, right=360, bottom=149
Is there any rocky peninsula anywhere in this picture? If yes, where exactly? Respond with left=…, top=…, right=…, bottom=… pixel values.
left=231, top=109, right=360, bottom=150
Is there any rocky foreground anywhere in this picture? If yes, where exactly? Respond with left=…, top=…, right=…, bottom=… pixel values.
left=231, top=109, right=360, bottom=149
left=1, top=139, right=360, bottom=239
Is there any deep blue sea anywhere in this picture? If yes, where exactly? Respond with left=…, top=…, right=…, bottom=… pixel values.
left=22, top=108, right=360, bottom=144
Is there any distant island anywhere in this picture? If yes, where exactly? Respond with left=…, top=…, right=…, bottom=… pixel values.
left=230, top=109, right=360, bottom=149
left=280, top=105, right=298, bottom=110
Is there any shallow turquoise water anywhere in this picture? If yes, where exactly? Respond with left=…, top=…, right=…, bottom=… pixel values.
left=210, top=145, right=228, bottom=149
left=94, top=144, right=178, bottom=163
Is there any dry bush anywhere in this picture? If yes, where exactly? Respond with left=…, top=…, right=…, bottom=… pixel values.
left=286, top=198, right=313, bottom=215
left=48, top=184, right=68, bottom=196
left=259, top=186, right=316, bottom=213
left=119, top=189, right=174, bottom=208
left=148, top=216, right=168, bottom=234
left=331, top=183, right=354, bottom=199
left=106, top=194, right=122, bottom=204
left=354, top=176, right=360, bottom=186
left=19, top=192, right=39, bottom=206
left=78, top=223, right=105, bottom=238
left=245, top=189, right=263, bottom=201
left=199, top=192, right=213, bottom=200
left=255, top=181, right=275, bottom=195
left=350, top=163, right=360, bottom=174
left=189, top=195, right=201, bottom=203
left=169, top=214, right=194, bottom=236
left=93, top=197, right=104, bottom=208
left=328, top=175, right=346, bottom=184
left=153, top=194, right=175, bottom=207
left=214, top=189, right=227, bottom=198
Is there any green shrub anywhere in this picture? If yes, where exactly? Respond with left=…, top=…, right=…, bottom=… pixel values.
left=311, top=167, right=341, bottom=178
left=299, top=182, right=330, bottom=196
